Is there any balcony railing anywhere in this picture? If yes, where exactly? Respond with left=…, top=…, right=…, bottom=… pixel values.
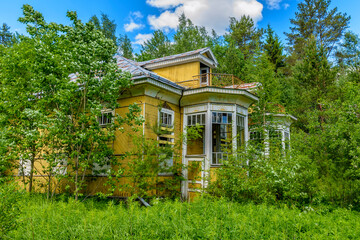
left=177, top=73, right=244, bottom=89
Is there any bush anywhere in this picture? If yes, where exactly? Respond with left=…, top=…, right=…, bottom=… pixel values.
left=0, top=181, right=22, bottom=237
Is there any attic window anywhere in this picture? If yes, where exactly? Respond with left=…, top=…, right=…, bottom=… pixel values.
left=200, top=67, right=209, bottom=84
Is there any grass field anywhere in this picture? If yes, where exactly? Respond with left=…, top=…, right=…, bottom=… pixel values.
left=6, top=195, right=360, bottom=239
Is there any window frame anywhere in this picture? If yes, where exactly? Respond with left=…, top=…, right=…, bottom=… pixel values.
left=98, top=109, right=115, bottom=127
left=159, top=108, right=174, bottom=128
left=211, top=111, right=233, bottom=166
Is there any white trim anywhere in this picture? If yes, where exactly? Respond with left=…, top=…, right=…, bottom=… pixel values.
left=183, top=87, right=259, bottom=102
left=133, top=78, right=183, bottom=95
left=181, top=111, right=188, bottom=200
left=98, top=109, right=115, bottom=127
left=158, top=108, right=175, bottom=128
left=143, top=55, right=217, bottom=70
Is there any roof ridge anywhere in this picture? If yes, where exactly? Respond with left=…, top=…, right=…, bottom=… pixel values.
left=137, top=47, right=210, bottom=66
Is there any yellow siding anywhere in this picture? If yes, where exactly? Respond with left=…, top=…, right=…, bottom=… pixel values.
left=152, top=62, right=200, bottom=87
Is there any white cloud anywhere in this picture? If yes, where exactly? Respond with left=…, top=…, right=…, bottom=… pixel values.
left=266, top=0, right=282, bottom=10
left=124, top=21, right=144, bottom=32
left=148, top=10, right=180, bottom=32
left=124, top=11, right=145, bottom=32
left=146, top=0, right=263, bottom=35
left=133, top=33, right=153, bottom=45
left=146, top=0, right=183, bottom=9
left=131, top=11, right=144, bottom=19
left=284, top=3, right=290, bottom=10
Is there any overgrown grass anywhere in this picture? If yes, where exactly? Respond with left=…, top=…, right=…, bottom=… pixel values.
left=6, top=195, right=360, bottom=239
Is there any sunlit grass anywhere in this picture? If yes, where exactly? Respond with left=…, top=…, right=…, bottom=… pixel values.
left=7, top=195, right=360, bottom=239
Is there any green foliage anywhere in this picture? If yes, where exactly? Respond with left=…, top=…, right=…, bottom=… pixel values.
left=264, top=25, right=285, bottom=73
left=285, top=0, right=350, bottom=59
left=136, top=30, right=173, bottom=61
left=0, top=181, right=22, bottom=237
left=7, top=196, right=360, bottom=239
left=89, top=14, right=117, bottom=44
left=117, top=34, right=133, bottom=59
left=173, top=14, right=212, bottom=53
left=0, top=5, right=141, bottom=200
left=0, top=23, right=13, bottom=46
left=225, top=16, right=263, bottom=60
left=124, top=128, right=184, bottom=199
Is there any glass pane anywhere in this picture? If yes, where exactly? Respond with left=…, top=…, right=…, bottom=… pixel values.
left=188, top=116, right=191, bottom=126
left=222, top=113, right=227, bottom=123
left=228, top=113, right=232, bottom=124
left=201, top=114, right=205, bottom=125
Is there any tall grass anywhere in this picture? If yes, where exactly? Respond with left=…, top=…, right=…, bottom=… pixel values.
left=7, top=195, right=360, bottom=239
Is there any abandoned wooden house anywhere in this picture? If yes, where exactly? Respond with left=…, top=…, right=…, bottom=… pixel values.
left=18, top=47, right=296, bottom=199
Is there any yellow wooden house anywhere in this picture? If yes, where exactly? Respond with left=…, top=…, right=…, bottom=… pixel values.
left=18, top=47, right=296, bottom=199
left=113, top=48, right=259, bottom=199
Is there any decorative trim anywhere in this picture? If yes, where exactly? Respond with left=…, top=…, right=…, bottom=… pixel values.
left=183, top=87, right=259, bottom=102
left=144, top=55, right=217, bottom=70
left=133, top=78, right=183, bottom=95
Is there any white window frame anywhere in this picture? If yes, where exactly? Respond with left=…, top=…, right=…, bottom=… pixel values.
left=200, top=67, right=210, bottom=85
left=186, top=113, right=206, bottom=156
left=158, top=108, right=174, bottom=128
left=158, top=108, right=175, bottom=175
left=92, top=158, right=111, bottom=176
left=98, top=109, right=115, bottom=127
left=211, top=111, right=233, bottom=166
left=53, top=158, right=67, bottom=176
left=18, top=158, right=31, bottom=176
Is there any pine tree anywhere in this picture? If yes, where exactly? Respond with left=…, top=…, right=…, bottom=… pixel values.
left=0, top=23, right=13, bottom=46
left=292, top=36, right=336, bottom=130
left=173, top=14, right=210, bottom=53
left=136, top=30, right=173, bottom=61
left=89, top=14, right=117, bottom=44
left=118, top=34, right=133, bottom=59
left=100, top=13, right=117, bottom=44
left=285, top=0, right=350, bottom=59
left=225, top=16, right=263, bottom=59
left=264, top=25, right=285, bottom=73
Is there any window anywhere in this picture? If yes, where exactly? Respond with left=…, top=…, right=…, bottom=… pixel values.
left=158, top=143, right=174, bottom=175
left=212, top=112, right=232, bottom=165
left=284, top=131, right=290, bottom=154
left=237, top=115, right=245, bottom=149
left=18, top=158, right=31, bottom=176
left=269, top=130, right=282, bottom=152
left=200, top=67, right=210, bottom=84
left=98, top=110, right=114, bottom=127
left=158, top=108, right=175, bottom=174
left=92, top=158, right=111, bottom=176
left=186, top=113, right=206, bottom=155
left=159, top=109, right=174, bottom=128
left=250, top=130, right=264, bottom=151
left=187, top=113, right=206, bottom=126
left=53, top=159, right=67, bottom=176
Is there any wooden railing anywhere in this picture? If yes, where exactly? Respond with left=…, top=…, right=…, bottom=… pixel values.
left=177, top=73, right=243, bottom=88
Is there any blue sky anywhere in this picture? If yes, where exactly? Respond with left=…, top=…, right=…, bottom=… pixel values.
left=1, top=0, right=359, bottom=51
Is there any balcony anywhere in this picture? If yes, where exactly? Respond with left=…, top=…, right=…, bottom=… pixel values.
left=177, top=73, right=244, bottom=89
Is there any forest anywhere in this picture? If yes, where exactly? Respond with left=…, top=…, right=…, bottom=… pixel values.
left=1, top=0, right=360, bottom=238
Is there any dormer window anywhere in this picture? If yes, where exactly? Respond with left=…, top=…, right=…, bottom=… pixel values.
left=200, top=67, right=210, bottom=85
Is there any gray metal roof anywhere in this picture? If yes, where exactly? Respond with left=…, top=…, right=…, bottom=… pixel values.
left=115, top=55, right=184, bottom=90
left=137, top=48, right=210, bottom=66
